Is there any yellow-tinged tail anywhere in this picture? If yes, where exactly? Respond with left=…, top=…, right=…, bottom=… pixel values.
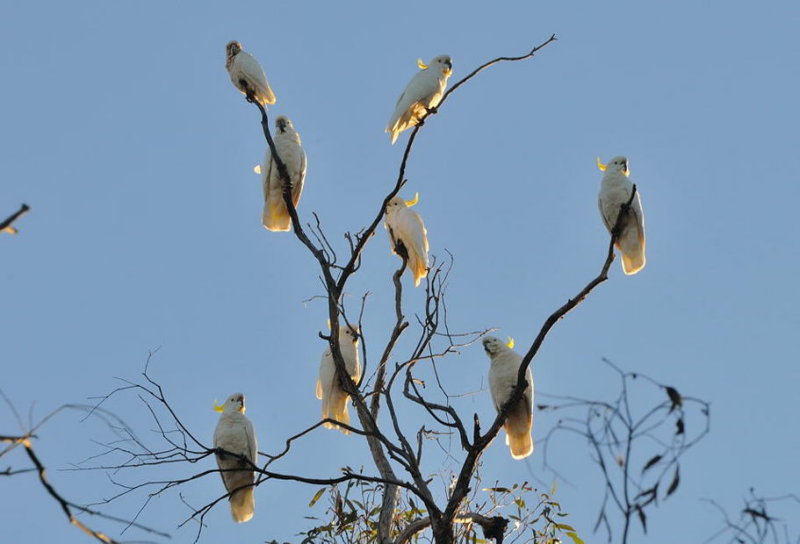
left=505, top=425, right=534, bottom=460
left=619, top=226, right=646, bottom=275
left=230, top=486, right=255, bottom=523
left=621, top=251, right=646, bottom=275
left=504, top=401, right=533, bottom=460
left=262, top=202, right=291, bottom=232
left=322, top=391, right=351, bottom=435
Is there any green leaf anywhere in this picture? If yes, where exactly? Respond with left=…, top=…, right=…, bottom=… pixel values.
left=555, top=523, right=576, bottom=531
left=566, top=531, right=585, bottom=544
left=308, top=487, right=327, bottom=507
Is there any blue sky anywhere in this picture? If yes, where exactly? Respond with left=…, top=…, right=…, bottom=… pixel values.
left=2, top=1, right=799, bottom=543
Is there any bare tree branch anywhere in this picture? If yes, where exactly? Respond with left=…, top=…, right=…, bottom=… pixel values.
left=0, top=203, right=30, bottom=235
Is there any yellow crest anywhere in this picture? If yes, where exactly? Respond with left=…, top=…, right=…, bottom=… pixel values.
left=213, top=401, right=224, bottom=413
left=405, top=192, right=420, bottom=207
left=417, top=58, right=428, bottom=70
left=596, top=157, right=607, bottom=172
left=506, top=337, right=515, bottom=349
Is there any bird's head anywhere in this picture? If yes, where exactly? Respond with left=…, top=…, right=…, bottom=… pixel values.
left=220, top=392, right=246, bottom=414
left=340, top=324, right=360, bottom=345
left=482, top=336, right=507, bottom=357
left=385, top=196, right=404, bottom=214
left=226, top=41, right=243, bottom=59
left=432, top=55, right=453, bottom=76
left=385, top=193, right=419, bottom=214
left=597, top=156, right=630, bottom=176
left=275, top=116, right=292, bottom=133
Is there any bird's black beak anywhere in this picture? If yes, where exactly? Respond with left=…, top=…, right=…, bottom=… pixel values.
left=277, top=118, right=287, bottom=132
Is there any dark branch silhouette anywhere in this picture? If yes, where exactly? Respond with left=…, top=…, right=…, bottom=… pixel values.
left=0, top=203, right=30, bottom=235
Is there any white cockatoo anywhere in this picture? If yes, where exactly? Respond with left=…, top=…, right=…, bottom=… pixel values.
left=315, top=324, right=361, bottom=434
left=597, top=156, right=646, bottom=275
left=384, top=193, right=429, bottom=287
left=225, top=41, right=276, bottom=106
left=385, top=55, right=453, bottom=144
left=254, top=116, right=307, bottom=232
left=213, top=393, right=258, bottom=523
left=483, top=336, right=534, bottom=460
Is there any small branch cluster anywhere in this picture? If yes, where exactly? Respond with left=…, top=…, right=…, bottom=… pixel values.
left=0, top=394, right=167, bottom=544
left=703, top=490, right=800, bottom=544
left=538, top=359, right=711, bottom=544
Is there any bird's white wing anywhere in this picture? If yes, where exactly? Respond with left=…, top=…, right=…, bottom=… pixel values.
left=398, top=208, right=429, bottom=254
left=292, top=145, right=308, bottom=207
left=386, top=70, right=439, bottom=143
left=392, top=207, right=429, bottom=285
left=232, top=51, right=275, bottom=105
left=244, top=417, right=257, bottom=467
left=318, top=349, right=334, bottom=400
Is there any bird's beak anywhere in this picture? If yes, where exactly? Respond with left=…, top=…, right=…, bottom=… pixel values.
left=444, top=60, right=452, bottom=76
left=622, top=161, right=630, bottom=176
left=596, top=157, right=607, bottom=172
left=404, top=192, right=420, bottom=207
left=276, top=119, right=287, bottom=132
left=417, top=58, right=428, bottom=70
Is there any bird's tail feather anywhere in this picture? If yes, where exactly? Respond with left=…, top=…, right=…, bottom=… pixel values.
left=262, top=202, right=291, bottom=232
left=332, top=394, right=351, bottom=435
left=230, top=486, right=255, bottom=523
left=619, top=219, right=645, bottom=275
left=505, top=405, right=533, bottom=460
left=322, top=390, right=351, bottom=435
left=408, top=250, right=428, bottom=287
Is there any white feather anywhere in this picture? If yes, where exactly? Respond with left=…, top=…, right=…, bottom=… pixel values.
left=317, top=326, right=361, bottom=434
left=213, top=393, right=258, bottom=523
left=384, top=196, right=429, bottom=287
left=598, top=156, right=646, bottom=275
left=261, top=117, right=307, bottom=232
left=385, top=55, right=452, bottom=144
left=483, top=336, right=534, bottom=460
left=227, top=44, right=276, bottom=106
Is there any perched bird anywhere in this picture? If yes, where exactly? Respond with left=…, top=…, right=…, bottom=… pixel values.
left=315, top=324, right=361, bottom=434
left=597, top=156, right=646, bottom=275
left=213, top=393, right=258, bottom=523
left=384, top=193, right=429, bottom=287
left=483, top=336, right=534, bottom=460
left=254, top=116, right=307, bottom=232
left=225, top=41, right=276, bottom=106
left=385, top=55, right=453, bottom=144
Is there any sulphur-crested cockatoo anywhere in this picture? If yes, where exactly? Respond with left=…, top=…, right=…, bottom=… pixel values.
left=226, top=41, right=276, bottom=106
left=213, top=393, right=258, bottom=523
left=385, top=55, right=453, bottom=144
left=254, top=116, right=307, bottom=232
left=597, top=156, right=646, bottom=275
left=315, top=324, right=361, bottom=434
left=384, top=193, right=429, bottom=287
left=483, top=336, right=534, bottom=460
